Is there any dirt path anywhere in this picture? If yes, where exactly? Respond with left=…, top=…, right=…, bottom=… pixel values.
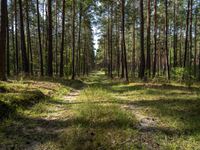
left=29, top=89, right=82, bottom=149
left=62, top=89, right=81, bottom=103
left=44, top=89, right=81, bottom=121
left=122, top=105, right=158, bottom=131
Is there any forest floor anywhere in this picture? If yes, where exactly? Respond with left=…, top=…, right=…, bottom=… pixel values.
left=0, top=71, right=200, bottom=149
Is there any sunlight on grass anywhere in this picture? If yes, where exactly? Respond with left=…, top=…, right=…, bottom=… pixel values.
left=78, top=86, right=114, bottom=102
left=1, top=72, right=200, bottom=149
left=59, top=103, right=137, bottom=149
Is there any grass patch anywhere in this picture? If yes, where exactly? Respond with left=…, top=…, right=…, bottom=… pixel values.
left=1, top=72, right=200, bottom=149
left=59, top=103, right=137, bottom=149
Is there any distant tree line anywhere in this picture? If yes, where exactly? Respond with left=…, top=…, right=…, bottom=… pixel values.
left=96, top=0, right=200, bottom=82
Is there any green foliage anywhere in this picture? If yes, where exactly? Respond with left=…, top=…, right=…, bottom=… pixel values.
left=183, top=67, right=195, bottom=88
left=171, top=67, right=185, bottom=81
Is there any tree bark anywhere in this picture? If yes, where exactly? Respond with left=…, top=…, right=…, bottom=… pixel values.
left=184, top=0, right=190, bottom=68
left=153, top=0, right=157, bottom=77
left=26, top=0, right=33, bottom=75
left=139, top=0, right=145, bottom=79
left=6, top=2, right=10, bottom=76
left=194, top=13, right=197, bottom=77
left=146, top=0, right=151, bottom=76
left=132, top=17, right=136, bottom=78
left=121, top=0, right=128, bottom=81
left=77, top=2, right=82, bottom=76
left=55, top=0, right=58, bottom=75
left=189, top=0, right=193, bottom=74
left=165, top=0, right=170, bottom=80
left=72, top=0, right=76, bottom=79
left=173, top=0, right=177, bottom=67
left=19, top=0, right=29, bottom=74
left=36, top=0, right=44, bottom=76
left=47, top=0, right=53, bottom=76
left=0, top=0, right=7, bottom=80
left=14, top=0, right=19, bottom=74
left=60, top=0, right=66, bottom=77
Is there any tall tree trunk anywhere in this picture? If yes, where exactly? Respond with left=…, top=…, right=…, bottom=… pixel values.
left=165, top=0, right=170, bottom=79
left=36, top=0, right=44, bottom=76
left=153, top=0, right=157, bottom=77
left=146, top=0, right=151, bottom=76
left=55, top=0, right=58, bottom=75
left=60, top=0, right=66, bottom=77
left=19, top=0, right=29, bottom=74
left=132, top=17, right=136, bottom=78
left=0, top=0, right=7, bottom=80
left=107, top=6, right=110, bottom=76
left=14, top=0, right=19, bottom=74
left=72, top=0, right=76, bottom=79
left=77, top=2, right=82, bottom=76
left=116, top=18, right=120, bottom=78
left=11, top=0, right=16, bottom=74
left=110, top=4, right=113, bottom=79
left=139, top=0, right=145, bottom=79
left=173, top=0, right=177, bottom=67
left=121, top=0, right=128, bottom=81
left=6, top=3, right=10, bottom=76
left=47, top=0, right=53, bottom=76
left=26, top=0, right=33, bottom=75
left=179, top=23, right=183, bottom=67
left=83, top=25, right=86, bottom=75
left=184, top=0, right=190, bottom=68
left=189, top=0, right=193, bottom=75
left=194, top=13, right=197, bottom=77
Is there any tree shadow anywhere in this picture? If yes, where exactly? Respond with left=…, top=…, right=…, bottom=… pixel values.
left=122, top=98, right=200, bottom=136
left=109, top=84, right=200, bottom=94
left=20, top=77, right=86, bottom=90
left=0, top=109, right=136, bottom=149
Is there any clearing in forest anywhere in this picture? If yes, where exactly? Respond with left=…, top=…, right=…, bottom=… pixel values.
left=0, top=72, right=200, bottom=149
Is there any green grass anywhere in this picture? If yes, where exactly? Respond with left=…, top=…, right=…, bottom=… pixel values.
left=0, top=72, right=200, bottom=149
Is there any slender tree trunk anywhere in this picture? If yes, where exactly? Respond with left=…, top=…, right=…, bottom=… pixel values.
left=14, top=0, right=19, bottom=74
left=132, top=17, right=136, bottom=78
left=55, top=0, right=58, bottom=75
left=139, top=0, right=145, bottom=79
left=165, top=0, right=170, bottom=80
left=26, top=0, right=33, bottom=75
left=11, top=0, right=16, bottom=74
left=110, top=4, right=113, bottom=79
left=72, top=0, right=76, bottom=79
left=107, top=6, right=110, bottom=76
left=179, top=24, right=183, bottom=67
left=19, top=0, right=29, bottom=74
left=47, top=0, right=53, bottom=76
left=116, top=19, right=120, bottom=78
left=184, top=0, right=190, bottom=68
left=6, top=3, right=10, bottom=76
left=194, top=13, right=197, bottom=77
left=153, top=0, right=157, bottom=77
left=0, top=0, right=7, bottom=80
left=83, top=25, right=86, bottom=75
left=36, top=0, right=44, bottom=76
left=121, top=0, right=128, bottom=81
left=77, top=2, right=82, bottom=76
left=189, top=0, right=193, bottom=74
left=173, top=0, right=177, bottom=67
left=60, top=0, right=66, bottom=77
left=146, top=0, right=151, bottom=76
